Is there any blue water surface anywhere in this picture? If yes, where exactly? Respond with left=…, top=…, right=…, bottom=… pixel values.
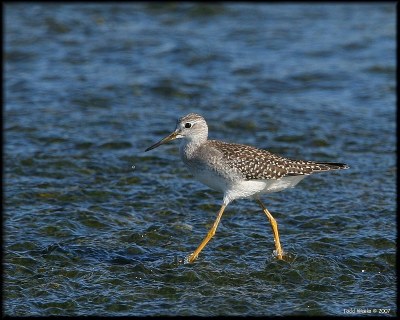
left=4, top=3, right=396, bottom=316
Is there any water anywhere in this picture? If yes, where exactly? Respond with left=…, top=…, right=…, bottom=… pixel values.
left=4, top=3, right=396, bottom=316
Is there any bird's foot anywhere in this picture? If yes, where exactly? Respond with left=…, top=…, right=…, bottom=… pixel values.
left=273, top=249, right=295, bottom=262
left=184, top=252, right=197, bottom=264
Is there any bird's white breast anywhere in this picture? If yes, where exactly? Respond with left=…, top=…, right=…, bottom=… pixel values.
left=192, top=169, right=230, bottom=193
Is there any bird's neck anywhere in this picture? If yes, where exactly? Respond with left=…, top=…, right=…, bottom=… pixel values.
left=180, top=136, right=207, bottom=159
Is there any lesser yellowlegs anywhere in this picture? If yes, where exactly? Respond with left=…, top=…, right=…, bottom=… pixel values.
left=145, top=113, right=349, bottom=263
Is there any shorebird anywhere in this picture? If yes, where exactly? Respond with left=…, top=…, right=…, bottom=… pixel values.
left=145, top=113, right=349, bottom=263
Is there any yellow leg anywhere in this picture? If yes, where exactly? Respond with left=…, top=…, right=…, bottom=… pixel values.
left=187, top=203, right=227, bottom=263
left=256, top=199, right=283, bottom=260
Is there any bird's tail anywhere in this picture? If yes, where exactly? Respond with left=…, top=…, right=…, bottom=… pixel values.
left=314, top=162, right=350, bottom=171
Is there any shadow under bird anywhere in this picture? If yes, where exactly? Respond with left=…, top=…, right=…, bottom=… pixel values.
left=145, top=113, right=349, bottom=263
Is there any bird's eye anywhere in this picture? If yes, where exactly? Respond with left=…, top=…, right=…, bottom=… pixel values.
left=185, top=123, right=192, bottom=128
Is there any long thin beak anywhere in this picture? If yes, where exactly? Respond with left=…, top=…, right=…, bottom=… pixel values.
left=145, top=131, right=179, bottom=152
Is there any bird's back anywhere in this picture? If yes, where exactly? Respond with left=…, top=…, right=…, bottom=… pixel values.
left=205, top=140, right=349, bottom=181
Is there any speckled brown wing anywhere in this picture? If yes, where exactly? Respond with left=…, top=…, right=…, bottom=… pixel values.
left=208, top=140, right=348, bottom=180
